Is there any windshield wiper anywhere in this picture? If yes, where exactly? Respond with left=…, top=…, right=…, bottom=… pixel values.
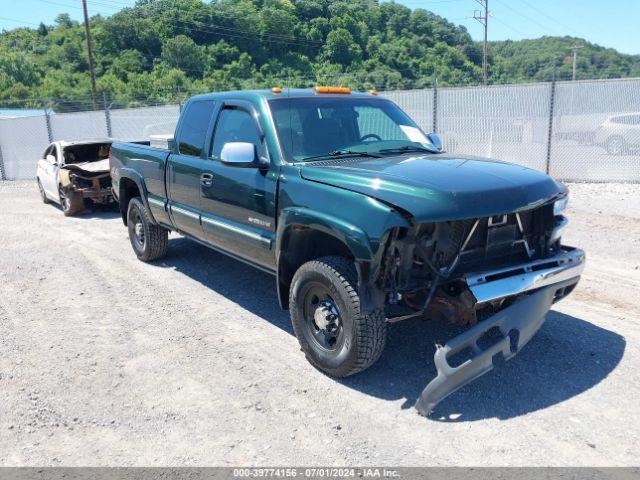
left=301, top=149, right=382, bottom=161
left=377, top=145, right=438, bottom=154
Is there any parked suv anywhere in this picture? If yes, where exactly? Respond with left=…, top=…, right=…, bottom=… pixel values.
left=109, top=87, right=584, bottom=415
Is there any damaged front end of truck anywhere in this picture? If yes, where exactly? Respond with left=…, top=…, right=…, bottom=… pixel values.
left=376, top=198, right=585, bottom=415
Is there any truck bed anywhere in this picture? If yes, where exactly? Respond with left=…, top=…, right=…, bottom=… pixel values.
left=111, top=141, right=172, bottom=224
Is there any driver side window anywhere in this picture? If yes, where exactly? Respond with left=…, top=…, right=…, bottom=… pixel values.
left=211, top=108, right=264, bottom=159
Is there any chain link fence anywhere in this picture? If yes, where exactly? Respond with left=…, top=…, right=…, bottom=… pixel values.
left=386, top=77, right=640, bottom=182
left=1, top=77, right=639, bottom=182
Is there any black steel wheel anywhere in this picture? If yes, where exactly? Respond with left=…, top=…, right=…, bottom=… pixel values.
left=130, top=204, right=146, bottom=251
left=126, top=197, right=168, bottom=262
left=300, top=283, right=345, bottom=351
left=289, top=256, right=387, bottom=377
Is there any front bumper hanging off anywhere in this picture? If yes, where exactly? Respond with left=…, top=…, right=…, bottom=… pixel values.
left=415, top=247, right=585, bottom=416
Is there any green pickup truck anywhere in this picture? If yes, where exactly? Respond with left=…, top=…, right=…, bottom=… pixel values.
left=110, top=87, right=585, bottom=415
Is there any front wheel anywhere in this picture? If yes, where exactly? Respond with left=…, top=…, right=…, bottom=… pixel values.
left=289, top=256, right=387, bottom=377
left=58, top=185, right=84, bottom=216
left=127, top=197, right=168, bottom=262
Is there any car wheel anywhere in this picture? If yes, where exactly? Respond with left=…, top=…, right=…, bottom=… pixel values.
left=289, top=256, right=387, bottom=377
left=37, top=179, right=50, bottom=204
left=127, top=197, right=168, bottom=262
left=58, top=185, right=84, bottom=216
left=606, top=136, right=625, bottom=155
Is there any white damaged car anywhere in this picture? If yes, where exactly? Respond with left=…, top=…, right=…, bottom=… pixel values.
left=36, top=139, right=115, bottom=216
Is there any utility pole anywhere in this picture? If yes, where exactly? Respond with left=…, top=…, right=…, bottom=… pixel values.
left=570, top=44, right=583, bottom=81
left=474, top=0, right=489, bottom=85
left=82, top=0, right=98, bottom=108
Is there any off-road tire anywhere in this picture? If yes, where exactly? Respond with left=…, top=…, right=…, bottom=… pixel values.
left=37, top=179, right=50, bottom=204
left=59, top=185, right=84, bottom=216
left=289, top=256, right=387, bottom=377
left=127, top=197, right=168, bottom=262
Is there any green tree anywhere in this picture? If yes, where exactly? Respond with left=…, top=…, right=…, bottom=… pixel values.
left=324, top=28, right=361, bottom=66
left=161, top=35, right=206, bottom=77
left=0, top=0, right=637, bottom=108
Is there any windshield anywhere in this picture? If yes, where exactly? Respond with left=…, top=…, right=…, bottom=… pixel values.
left=269, top=96, right=437, bottom=162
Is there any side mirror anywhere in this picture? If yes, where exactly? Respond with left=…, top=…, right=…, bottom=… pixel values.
left=45, top=154, right=57, bottom=165
left=426, top=133, right=443, bottom=151
left=219, top=142, right=263, bottom=168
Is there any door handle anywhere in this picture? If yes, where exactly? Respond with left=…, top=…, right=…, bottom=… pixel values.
left=201, top=173, right=213, bottom=187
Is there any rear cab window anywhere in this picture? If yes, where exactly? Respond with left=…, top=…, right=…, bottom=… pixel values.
left=176, top=100, right=216, bottom=157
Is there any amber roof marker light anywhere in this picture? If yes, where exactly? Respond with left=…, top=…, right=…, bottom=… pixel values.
left=314, top=86, right=351, bottom=94
left=368, top=90, right=379, bottom=95
left=271, top=86, right=282, bottom=94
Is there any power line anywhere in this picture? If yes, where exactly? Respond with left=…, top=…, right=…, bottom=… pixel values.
left=489, top=15, right=528, bottom=37
left=515, top=0, right=586, bottom=38
left=85, top=0, right=325, bottom=46
left=26, top=0, right=325, bottom=49
left=402, top=0, right=467, bottom=4
left=0, top=2, right=597, bottom=89
left=0, top=16, right=41, bottom=27
left=0, top=14, right=446, bottom=80
left=492, top=0, right=563, bottom=36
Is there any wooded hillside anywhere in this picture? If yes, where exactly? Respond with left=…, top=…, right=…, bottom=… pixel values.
left=1, top=0, right=638, bottom=110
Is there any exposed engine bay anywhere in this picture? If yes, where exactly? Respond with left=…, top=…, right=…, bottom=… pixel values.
left=377, top=199, right=583, bottom=415
left=381, top=201, right=563, bottom=325
left=59, top=142, right=113, bottom=204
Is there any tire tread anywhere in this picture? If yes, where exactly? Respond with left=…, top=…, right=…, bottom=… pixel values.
left=290, top=255, right=386, bottom=377
left=128, top=197, right=168, bottom=261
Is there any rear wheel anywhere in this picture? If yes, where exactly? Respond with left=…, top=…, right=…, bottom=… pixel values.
left=289, top=256, right=387, bottom=377
left=37, top=179, right=50, bottom=204
left=606, top=136, right=625, bottom=155
left=58, top=185, right=84, bottom=216
left=127, top=197, right=168, bottom=262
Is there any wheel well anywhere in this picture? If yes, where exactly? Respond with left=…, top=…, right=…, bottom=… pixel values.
left=278, top=225, right=354, bottom=309
left=118, top=178, right=140, bottom=225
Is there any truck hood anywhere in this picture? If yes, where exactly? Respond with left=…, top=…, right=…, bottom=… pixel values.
left=299, top=153, right=565, bottom=222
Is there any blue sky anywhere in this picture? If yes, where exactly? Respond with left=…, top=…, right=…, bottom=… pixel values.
left=1, top=0, right=638, bottom=55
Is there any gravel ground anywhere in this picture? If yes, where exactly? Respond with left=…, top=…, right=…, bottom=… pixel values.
left=0, top=180, right=639, bottom=466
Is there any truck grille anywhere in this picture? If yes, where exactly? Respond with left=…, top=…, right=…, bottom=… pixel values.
left=439, top=204, right=554, bottom=273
